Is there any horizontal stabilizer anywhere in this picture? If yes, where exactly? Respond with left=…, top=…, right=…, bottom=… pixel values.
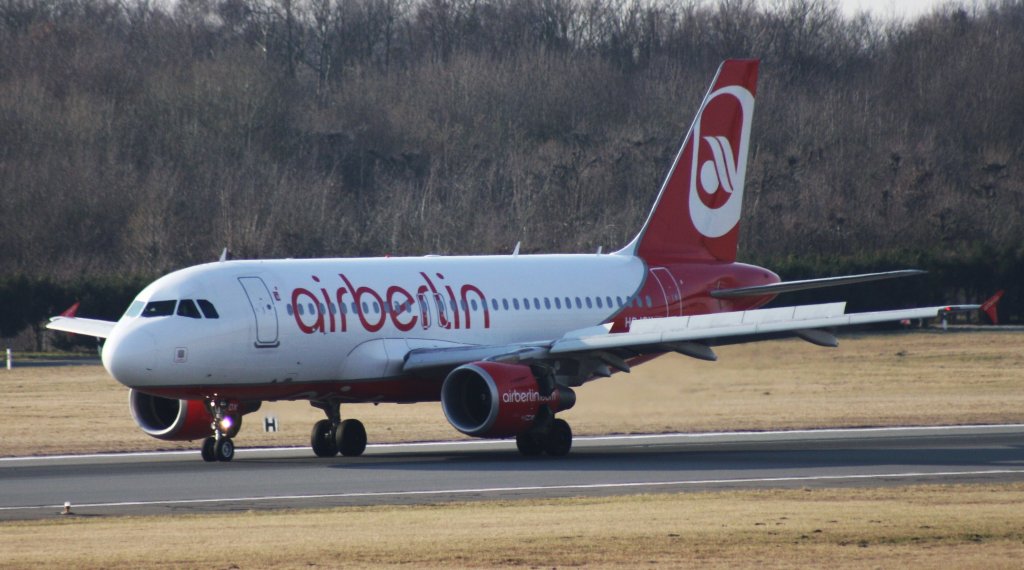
left=710, top=269, right=926, bottom=299
left=46, top=317, right=116, bottom=339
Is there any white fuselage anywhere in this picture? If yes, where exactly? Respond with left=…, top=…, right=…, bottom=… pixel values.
left=101, top=254, right=648, bottom=400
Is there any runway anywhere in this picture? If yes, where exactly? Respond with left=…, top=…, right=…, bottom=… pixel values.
left=2, top=425, right=1024, bottom=520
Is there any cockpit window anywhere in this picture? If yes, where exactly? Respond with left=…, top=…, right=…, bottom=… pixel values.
left=124, top=300, right=144, bottom=318
left=177, top=299, right=202, bottom=319
left=141, top=300, right=176, bottom=317
left=197, top=299, right=219, bottom=319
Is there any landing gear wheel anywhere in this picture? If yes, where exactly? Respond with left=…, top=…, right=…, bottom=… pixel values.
left=214, top=437, right=235, bottom=462
left=311, top=419, right=339, bottom=457
left=542, top=419, right=572, bottom=457
left=516, top=432, right=544, bottom=456
left=201, top=436, right=217, bottom=462
left=336, top=419, right=367, bottom=457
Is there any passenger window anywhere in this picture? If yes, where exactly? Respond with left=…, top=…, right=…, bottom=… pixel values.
left=298, top=304, right=305, bottom=316
left=544, top=298, right=551, bottom=309
left=177, top=299, right=202, bottom=319
left=373, top=301, right=380, bottom=314
left=606, top=296, right=613, bottom=308
left=522, top=298, right=530, bottom=310
left=362, top=302, right=369, bottom=314
left=308, top=303, right=315, bottom=315
left=565, top=297, right=572, bottom=309
left=286, top=304, right=294, bottom=316
left=646, top=295, right=653, bottom=308
left=141, top=300, right=176, bottom=317
left=461, top=299, right=468, bottom=311
left=617, top=296, right=624, bottom=307
left=533, top=298, right=540, bottom=310
left=554, top=298, right=561, bottom=309
left=471, top=299, right=478, bottom=311
left=319, top=302, right=326, bottom=314
left=195, top=299, right=219, bottom=319
left=124, top=300, right=144, bottom=318
left=503, top=299, right=509, bottom=310
left=513, top=299, right=520, bottom=310
left=575, top=297, right=582, bottom=309
left=595, top=297, right=603, bottom=308
left=491, top=299, right=499, bottom=311
left=586, top=297, right=593, bottom=309
left=329, top=303, right=337, bottom=315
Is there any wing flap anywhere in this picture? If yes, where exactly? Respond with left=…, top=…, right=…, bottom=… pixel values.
left=46, top=316, right=116, bottom=339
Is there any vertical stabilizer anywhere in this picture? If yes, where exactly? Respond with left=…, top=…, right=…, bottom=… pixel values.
left=619, top=59, right=760, bottom=264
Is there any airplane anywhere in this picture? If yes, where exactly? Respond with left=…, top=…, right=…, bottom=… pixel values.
left=47, top=59, right=978, bottom=462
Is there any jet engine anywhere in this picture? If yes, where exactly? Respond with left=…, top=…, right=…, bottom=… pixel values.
left=129, top=390, right=261, bottom=441
left=440, top=362, right=575, bottom=438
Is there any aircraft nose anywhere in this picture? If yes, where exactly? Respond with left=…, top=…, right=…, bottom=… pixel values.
left=102, top=329, right=158, bottom=387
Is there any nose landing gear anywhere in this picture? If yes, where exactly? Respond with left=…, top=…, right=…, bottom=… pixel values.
left=201, top=399, right=241, bottom=462
left=310, top=400, right=367, bottom=458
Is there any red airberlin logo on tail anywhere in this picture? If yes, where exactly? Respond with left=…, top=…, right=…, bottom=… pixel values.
left=688, top=85, right=755, bottom=238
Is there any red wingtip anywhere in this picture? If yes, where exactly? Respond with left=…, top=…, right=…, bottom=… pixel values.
left=59, top=302, right=81, bottom=318
left=980, top=290, right=1004, bottom=325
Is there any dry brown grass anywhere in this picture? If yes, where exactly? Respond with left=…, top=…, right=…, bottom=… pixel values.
left=3, top=484, right=1024, bottom=568
left=2, top=330, right=1022, bottom=456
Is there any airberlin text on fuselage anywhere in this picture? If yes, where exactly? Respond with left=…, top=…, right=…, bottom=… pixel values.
left=291, top=271, right=490, bottom=334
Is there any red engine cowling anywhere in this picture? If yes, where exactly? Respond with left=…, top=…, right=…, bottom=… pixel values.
left=129, top=390, right=215, bottom=441
left=441, top=362, right=575, bottom=438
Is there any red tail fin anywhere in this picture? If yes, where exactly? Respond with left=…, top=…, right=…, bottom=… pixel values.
left=620, top=59, right=760, bottom=264
left=980, top=290, right=1004, bottom=325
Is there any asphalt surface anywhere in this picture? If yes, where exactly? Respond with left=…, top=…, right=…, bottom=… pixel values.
left=2, top=425, right=1024, bottom=520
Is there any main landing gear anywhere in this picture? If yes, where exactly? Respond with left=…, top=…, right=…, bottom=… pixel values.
left=201, top=399, right=242, bottom=463
left=310, top=400, right=367, bottom=458
left=515, top=418, right=573, bottom=457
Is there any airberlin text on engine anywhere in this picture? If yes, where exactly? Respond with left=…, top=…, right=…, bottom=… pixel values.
left=290, top=272, right=490, bottom=334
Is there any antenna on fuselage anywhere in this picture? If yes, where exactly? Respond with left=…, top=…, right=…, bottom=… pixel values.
left=219, top=248, right=229, bottom=262
left=596, top=246, right=603, bottom=254
left=512, top=242, right=521, bottom=256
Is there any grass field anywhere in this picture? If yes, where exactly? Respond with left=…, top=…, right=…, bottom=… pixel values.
left=2, top=330, right=1021, bottom=457
left=3, top=485, right=1024, bottom=568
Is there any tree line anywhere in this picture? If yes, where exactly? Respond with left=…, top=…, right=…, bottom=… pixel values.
left=1, top=0, right=1022, bottom=348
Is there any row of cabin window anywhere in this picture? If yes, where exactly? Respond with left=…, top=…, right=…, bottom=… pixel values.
left=285, top=294, right=655, bottom=318
left=129, top=299, right=220, bottom=319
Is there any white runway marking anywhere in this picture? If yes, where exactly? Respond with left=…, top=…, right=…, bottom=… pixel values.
left=2, top=469, right=1022, bottom=513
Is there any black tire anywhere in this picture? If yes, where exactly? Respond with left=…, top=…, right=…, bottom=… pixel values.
left=310, top=419, right=339, bottom=457
left=516, top=432, right=544, bottom=456
left=215, top=437, right=235, bottom=462
left=543, top=419, right=572, bottom=457
left=336, top=419, right=367, bottom=457
left=201, top=436, right=217, bottom=462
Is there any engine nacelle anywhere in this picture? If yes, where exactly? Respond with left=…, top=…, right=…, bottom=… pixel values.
left=441, top=362, right=575, bottom=438
left=128, top=391, right=262, bottom=441
left=129, top=390, right=215, bottom=441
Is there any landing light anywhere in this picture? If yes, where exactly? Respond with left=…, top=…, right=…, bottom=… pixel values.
left=219, top=417, right=234, bottom=431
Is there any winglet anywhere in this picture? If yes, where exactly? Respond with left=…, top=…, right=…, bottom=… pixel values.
left=59, top=302, right=81, bottom=318
left=980, top=290, right=1004, bottom=325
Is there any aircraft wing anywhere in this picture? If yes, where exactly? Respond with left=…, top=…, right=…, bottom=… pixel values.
left=403, top=302, right=977, bottom=374
left=46, top=316, right=116, bottom=339
left=710, top=270, right=925, bottom=299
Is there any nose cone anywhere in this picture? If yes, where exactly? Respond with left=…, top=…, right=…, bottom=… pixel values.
left=102, top=328, right=158, bottom=387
